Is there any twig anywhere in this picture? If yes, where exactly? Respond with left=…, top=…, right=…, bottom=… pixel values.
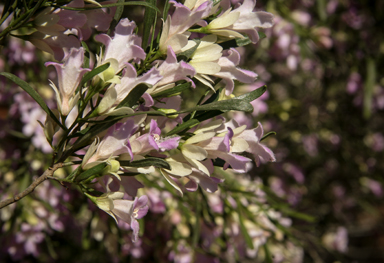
left=0, top=163, right=64, bottom=209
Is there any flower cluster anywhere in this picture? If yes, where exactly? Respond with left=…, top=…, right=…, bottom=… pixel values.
left=1, top=0, right=276, bottom=242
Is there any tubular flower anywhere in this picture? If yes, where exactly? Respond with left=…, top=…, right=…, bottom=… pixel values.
left=82, top=119, right=139, bottom=169
left=187, top=35, right=223, bottom=90
left=222, top=120, right=276, bottom=166
left=204, top=0, right=274, bottom=44
left=159, top=1, right=213, bottom=54
left=86, top=192, right=149, bottom=242
left=45, top=47, right=90, bottom=115
left=95, top=18, right=146, bottom=72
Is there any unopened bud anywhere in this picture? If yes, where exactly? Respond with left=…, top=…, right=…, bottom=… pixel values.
left=103, top=159, right=121, bottom=175
left=158, top=108, right=178, bottom=119
left=44, top=110, right=60, bottom=144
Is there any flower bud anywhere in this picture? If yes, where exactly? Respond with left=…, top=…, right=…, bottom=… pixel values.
left=44, top=110, right=60, bottom=145
left=157, top=108, right=178, bottom=119
left=103, top=159, right=121, bottom=175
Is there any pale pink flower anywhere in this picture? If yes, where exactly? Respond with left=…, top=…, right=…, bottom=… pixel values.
left=95, top=18, right=146, bottom=71
left=113, top=195, right=149, bottom=242
left=159, top=0, right=213, bottom=54
left=214, top=48, right=257, bottom=95
left=147, top=46, right=196, bottom=95
left=89, top=192, right=149, bottom=242
left=29, top=31, right=81, bottom=61
left=46, top=47, right=90, bottom=115
left=114, top=64, right=162, bottom=105
left=206, top=0, right=273, bottom=44
left=221, top=120, right=276, bottom=166
left=82, top=120, right=138, bottom=168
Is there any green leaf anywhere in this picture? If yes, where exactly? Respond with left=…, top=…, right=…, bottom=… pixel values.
left=237, top=207, right=254, bottom=249
left=263, top=245, right=273, bottom=263
left=120, top=157, right=170, bottom=169
left=233, top=85, right=266, bottom=103
left=279, top=207, right=316, bottom=222
left=192, top=194, right=202, bottom=247
left=66, top=165, right=81, bottom=180
left=218, top=36, right=250, bottom=49
left=194, top=110, right=223, bottom=122
left=166, top=118, right=200, bottom=136
left=236, top=36, right=252, bottom=46
left=109, top=1, right=160, bottom=12
left=260, top=131, right=276, bottom=141
left=258, top=31, right=266, bottom=40
left=68, top=126, right=91, bottom=139
left=316, top=0, right=327, bottom=21
left=151, top=82, right=191, bottom=99
left=0, top=72, right=65, bottom=130
left=81, top=41, right=90, bottom=69
left=200, top=86, right=222, bottom=105
left=168, top=87, right=256, bottom=136
left=142, top=0, right=157, bottom=50
left=176, top=39, right=201, bottom=61
left=117, top=83, right=149, bottom=108
left=80, top=63, right=110, bottom=93
left=76, top=163, right=107, bottom=182
left=108, top=0, right=125, bottom=35
left=162, top=0, right=170, bottom=20
left=70, top=122, right=114, bottom=154
left=364, top=58, right=375, bottom=119
left=179, top=98, right=253, bottom=113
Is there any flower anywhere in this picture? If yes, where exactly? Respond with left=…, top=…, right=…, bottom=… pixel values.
left=159, top=1, right=213, bottom=54
left=87, top=192, right=149, bottom=242
left=205, top=0, right=274, bottom=44
left=147, top=46, right=196, bottom=96
left=95, top=18, right=146, bottom=72
left=45, top=47, right=90, bottom=115
left=113, top=195, right=149, bottom=242
left=82, top=119, right=138, bottom=169
left=222, top=120, right=276, bottom=166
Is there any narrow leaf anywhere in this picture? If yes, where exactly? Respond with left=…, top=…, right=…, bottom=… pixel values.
left=180, top=99, right=254, bottom=113
left=81, top=41, right=90, bottom=69
left=162, top=0, right=170, bottom=20
left=66, top=165, right=81, bottom=180
left=120, top=157, right=170, bottom=169
left=166, top=118, right=200, bottom=136
left=235, top=36, right=252, bottom=46
left=0, top=72, right=65, bottom=130
left=363, top=58, right=375, bottom=119
left=233, top=85, right=266, bottom=103
left=260, top=131, right=276, bottom=141
left=117, top=83, right=149, bottom=108
left=76, top=162, right=107, bottom=182
left=71, top=122, right=115, bottom=152
left=218, top=36, right=251, bottom=49
left=160, top=170, right=183, bottom=196
left=237, top=209, right=255, bottom=249
left=258, top=31, right=266, bottom=40
left=108, top=0, right=127, bottom=35
left=263, top=245, right=273, bottom=263
left=151, top=82, right=191, bottom=99
left=80, top=63, right=110, bottom=91
left=177, top=39, right=201, bottom=61
left=142, top=0, right=157, bottom=50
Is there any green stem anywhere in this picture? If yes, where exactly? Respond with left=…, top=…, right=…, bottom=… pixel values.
left=0, top=0, right=46, bottom=41
left=0, top=0, right=19, bottom=30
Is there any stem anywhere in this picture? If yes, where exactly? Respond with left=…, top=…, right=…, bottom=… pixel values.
left=0, top=1, right=19, bottom=30
left=0, top=162, right=64, bottom=209
left=0, top=0, right=46, bottom=41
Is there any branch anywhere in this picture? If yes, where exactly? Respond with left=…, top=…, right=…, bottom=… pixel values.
left=0, top=163, right=64, bottom=209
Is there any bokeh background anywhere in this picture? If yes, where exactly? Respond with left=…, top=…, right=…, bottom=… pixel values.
left=0, top=0, right=383, bottom=262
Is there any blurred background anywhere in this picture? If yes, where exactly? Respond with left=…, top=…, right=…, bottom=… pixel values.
left=0, top=0, right=383, bottom=262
